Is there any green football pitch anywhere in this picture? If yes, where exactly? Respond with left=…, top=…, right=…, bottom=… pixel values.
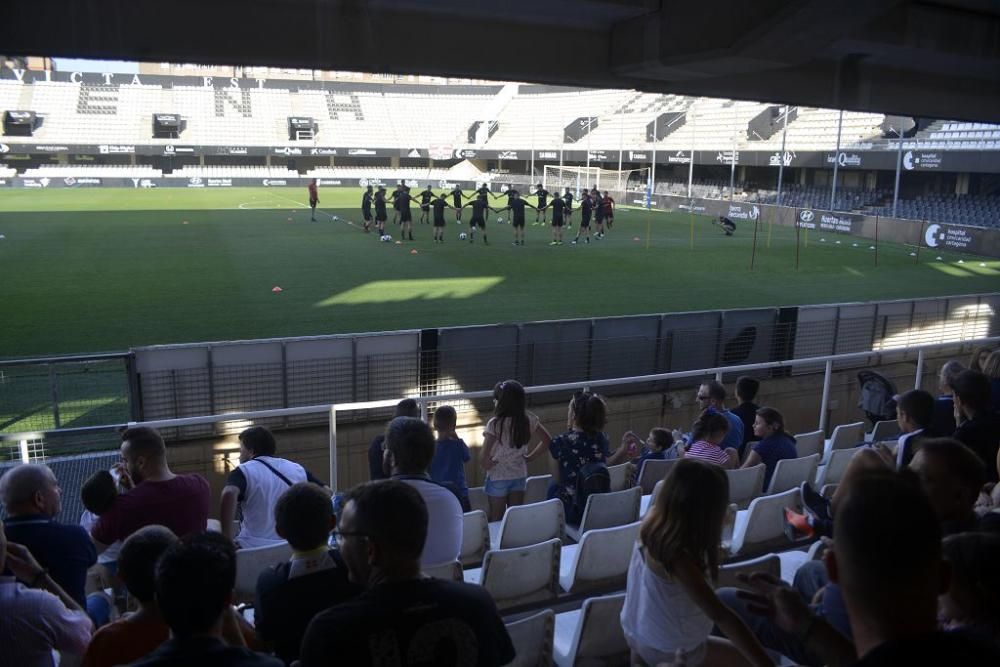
left=1, top=186, right=998, bottom=358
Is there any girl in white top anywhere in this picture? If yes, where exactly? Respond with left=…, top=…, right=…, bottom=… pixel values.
left=482, top=380, right=551, bottom=521
left=621, top=458, right=773, bottom=667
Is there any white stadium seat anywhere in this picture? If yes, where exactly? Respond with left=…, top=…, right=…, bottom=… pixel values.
left=822, top=422, right=865, bottom=462
left=461, top=510, right=490, bottom=567
left=464, top=538, right=561, bottom=610
left=815, top=448, right=862, bottom=487
left=524, top=474, right=552, bottom=505
left=559, top=521, right=639, bottom=594
left=553, top=593, right=629, bottom=667
left=607, top=463, right=634, bottom=492
left=635, top=458, right=676, bottom=495
left=767, top=454, right=821, bottom=494
left=505, top=609, right=555, bottom=667
left=726, top=464, right=766, bottom=509
left=716, top=553, right=781, bottom=590
left=492, top=498, right=565, bottom=549
left=565, top=486, right=642, bottom=542
left=234, top=541, right=293, bottom=600
left=729, top=488, right=801, bottom=558
left=793, top=430, right=825, bottom=459
left=422, top=560, right=463, bottom=581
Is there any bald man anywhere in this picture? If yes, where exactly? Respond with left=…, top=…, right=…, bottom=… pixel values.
left=1, top=464, right=96, bottom=609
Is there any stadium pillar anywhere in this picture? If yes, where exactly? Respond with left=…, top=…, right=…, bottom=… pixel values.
left=649, top=116, right=658, bottom=209
left=328, top=405, right=338, bottom=491
left=819, top=360, right=833, bottom=433
left=728, top=103, right=737, bottom=201
left=530, top=115, right=535, bottom=179
left=914, top=349, right=925, bottom=390
left=617, top=112, right=624, bottom=176
left=830, top=109, right=843, bottom=210
left=687, top=113, right=695, bottom=200
left=892, top=128, right=904, bottom=217
left=776, top=105, right=790, bottom=206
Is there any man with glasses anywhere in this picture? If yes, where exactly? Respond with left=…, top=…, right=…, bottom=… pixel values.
left=300, top=480, right=515, bottom=666
left=694, top=381, right=744, bottom=453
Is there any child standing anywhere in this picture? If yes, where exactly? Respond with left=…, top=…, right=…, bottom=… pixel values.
left=482, top=380, right=551, bottom=521
left=621, top=458, right=773, bottom=666
left=549, top=392, right=632, bottom=523
left=430, top=405, right=471, bottom=511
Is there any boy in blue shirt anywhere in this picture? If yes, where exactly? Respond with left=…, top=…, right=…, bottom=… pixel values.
left=429, top=406, right=471, bottom=510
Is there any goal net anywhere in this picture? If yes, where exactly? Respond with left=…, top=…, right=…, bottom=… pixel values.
left=542, top=165, right=649, bottom=200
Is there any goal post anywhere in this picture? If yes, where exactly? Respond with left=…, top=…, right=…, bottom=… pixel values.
left=542, top=165, right=649, bottom=201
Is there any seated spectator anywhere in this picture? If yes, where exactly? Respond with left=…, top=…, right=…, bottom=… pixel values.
left=892, top=389, right=934, bottom=468
left=384, top=417, right=463, bottom=567
left=368, top=399, right=420, bottom=481
left=683, top=409, right=739, bottom=469
left=220, top=426, right=327, bottom=548
left=951, top=370, right=1000, bottom=482
left=939, top=532, right=1000, bottom=644
left=81, top=526, right=177, bottom=667
left=429, top=405, right=471, bottom=511
left=549, top=392, right=631, bottom=523
left=623, top=427, right=675, bottom=468
left=299, top=480, right=515, bottom=666
left=909, top=438, right=987, bottom=535
left=482, top=380, right=551, bottom=521
left=131, top=532, right=281, bottom=666
left=79, top=470, right=122, bottom=574
left=984, top=350, right=1000, bottom=412
left=1, top=464, right=96, bottom=610
left=91, top=427, right=210, bottom=551
left=741, top=407, right=797, bottom=489
left=731, top=376, right=762, bottom=458
left=969, top=345, right=993, bottom=373
left=695, top=381, right=744, bottom=452
left=254, top=483, right=361, bottom=665
left=0, top=522, right=93, bottom=667
left=929, top=360, right=964, bottom=437
left=621, top=459, right=772, bottom=666
left=737, top=469, right=1000, bottom=665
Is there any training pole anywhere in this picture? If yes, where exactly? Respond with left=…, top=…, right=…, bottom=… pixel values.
left=750, top=215, right=760, bottom=270
left=689, top=208, right=694, bottom=249
left=766, top=208, right=773, bottom=248
left=645, top=216, right=652, bottom=250
left=874, top=213, right=880, bottom=267
left=915, top=219, right=925, bottom=264
left=795, top=216, right=801, bottom=270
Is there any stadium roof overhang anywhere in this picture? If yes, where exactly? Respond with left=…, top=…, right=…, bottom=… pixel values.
left=2, top=0, right=1000, bottom=122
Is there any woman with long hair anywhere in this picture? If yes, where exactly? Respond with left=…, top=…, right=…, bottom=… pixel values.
left=741, top=407, right=798, bottom=490
left=621, top=458, right=773, bottom=666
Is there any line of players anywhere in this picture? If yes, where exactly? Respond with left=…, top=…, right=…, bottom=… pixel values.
left=358, top=183, right=615, bottom=246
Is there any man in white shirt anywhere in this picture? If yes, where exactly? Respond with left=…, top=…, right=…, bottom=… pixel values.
left=384, top=417, right=463, bottom=567
left=0, top=523, right=93, bottom=667
left=220, top=426, right=329, bottom=548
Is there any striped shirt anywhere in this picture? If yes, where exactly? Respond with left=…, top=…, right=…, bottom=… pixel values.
left=685, top=440, right=732, bottom=467
left=0, top=576, right=93, bottom=667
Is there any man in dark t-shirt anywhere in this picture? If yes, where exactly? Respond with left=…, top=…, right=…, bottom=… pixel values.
left=368, top=399, right=421, bottom=481
left=361, top=186, right=374, bottom=232
left=374, top=187, right=388, bottom=235
left=461, top=197, right=491, bottom=245
left=418, top=186, right=434, bottom=224
left=255, top=483, right=361, bottom=665
left=544, top=195, right=566, bottom=245
left=299, top=481, right=514, bottom=667
left=534, top=184, right=549, bottom=222
left=431, top=195, right=454, bottom=243
left=450, top=186, right=465, bottom=223
left=572, top=192, right=593, bottom=245
left=494, top=191, right=537, bottom=246
left=91, top=427, right=210, bottom=551
left=731, top=376, right=761, bottom=459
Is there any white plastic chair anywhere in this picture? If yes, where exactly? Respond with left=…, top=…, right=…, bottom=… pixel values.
left=815, top=448, right=861, bottom=487
left=494, top=498, right=565, bottom=549
left=767, top=454, right=821, bottom=494
left=505, top=609, right=555, bottom=667
left=636, top=458, right=676, bottom=495
left=461, top=510, right=490, bottom=567
left=778, top=540, right=827, bottom=584
left=729, top=488, right=800, bottom=558
left=464, top=538, right=561, bottom=610
left=468, top=486, right=489, bottom=514
left=553, top=593, right=629, bottom=667
left=607, top=463, right=634, bottom=492
left=565, top=486, right=641, bottom=542
left=794, top=430, right=824, bottom=459
left=234, top=541, right=293, bottom=599
left=716, top=553, right=781, bottom=590
left=524, top=474, right=552, bottom=505
left=726, top=464, right=766, bottom=509
left=639, top=478, right=666, bottom=517
left=422, top=560, right=462, bottom=581
left=822, top=422, right=865, bottom=462
left=559, top=521, right=640, bottom=594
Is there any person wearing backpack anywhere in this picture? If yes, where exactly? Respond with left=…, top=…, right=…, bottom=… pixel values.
left=548, top=392, right=632, bottom=524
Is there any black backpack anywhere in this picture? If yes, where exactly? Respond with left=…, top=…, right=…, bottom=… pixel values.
left=572, top=462, right=611, bottom=524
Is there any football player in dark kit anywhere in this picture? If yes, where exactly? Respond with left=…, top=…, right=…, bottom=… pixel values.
left=562, top=188, right=574, bottom=229
left=373, top=186, right=389, bottom=236
left=390, top=183, right=403, bottom=225
left=602, top=190, right=615, bottom=229
left=430, top=194, right=454, bottom=243
left=460, top=196, right=491, bottom=244
left=592, top=188, right=606, bottom=239
left=716, top=215, right=736, bottom=236
left=541, top=194, right=567, bottom=245
left=360, top=185, right=374, bottom=232
left=572, top=190, right=594, bottom=244
left=417, top=185, right=435, bottom=224
left=494, top=191, right=537, bottom=246
left=450, top=185, right=467, bottom=224
left=534, top=183, right=549, bottom=223
left=397, top=186, right=418, bottom=241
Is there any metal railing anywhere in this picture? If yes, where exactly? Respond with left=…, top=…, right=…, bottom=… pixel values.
left=3, top=335, right=997, bottom=488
